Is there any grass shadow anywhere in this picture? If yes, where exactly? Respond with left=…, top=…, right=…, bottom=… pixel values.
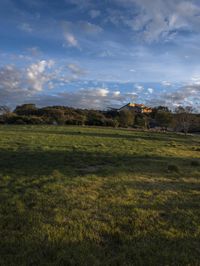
left=0, top=148, right=198, bottom=179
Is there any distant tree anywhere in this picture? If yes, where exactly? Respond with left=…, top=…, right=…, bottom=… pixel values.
left=174, top=106, right=193, bottom=135
left=119, top=110, right=135, bottom=127
left=134, top=114, right=150, bottom=129
left=156, top=106, right=170, bottom=112
left=155, top=111, right=173, bottom=130
left=189, top=114, right=200, bottom=133
left=86, top=111, right=106, bottom=126
left=151, top=106, right=170, bottom=119
left=48, top=109, right=65, bottom=125
left=14, top=104, right=38, bottom=116
left=3, top=113, right=44, bottom=125
left=0, top=106, right=10, bottom=115
left=0, top=106, right=11, bottom=124
left=104, top=118, right=119, bottom=127
left=66, top=114, right=87, bottom=125
left=2, top=103, right=199, bottom=130
left=104, top=110, right=119, bottom=120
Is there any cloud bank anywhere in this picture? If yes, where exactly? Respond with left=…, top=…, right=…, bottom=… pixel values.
left=0, top=61, right=199, bottom=110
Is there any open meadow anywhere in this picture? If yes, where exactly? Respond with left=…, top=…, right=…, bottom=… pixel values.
left=0, top=125, right=200, bottom=265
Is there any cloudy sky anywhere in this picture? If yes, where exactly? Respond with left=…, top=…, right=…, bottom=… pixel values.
left=1, top=0, right=200, bottom=110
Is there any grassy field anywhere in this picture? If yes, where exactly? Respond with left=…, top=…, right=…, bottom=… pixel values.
left=0, top=125, right=200, bottom=266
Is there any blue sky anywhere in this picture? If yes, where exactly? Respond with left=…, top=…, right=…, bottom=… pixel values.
left=0, top=0, right=200, bottom=110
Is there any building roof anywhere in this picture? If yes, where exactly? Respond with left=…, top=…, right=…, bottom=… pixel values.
left=119, top=103, right=145, bottom=109
left=119, top=103, right=152, bottom=112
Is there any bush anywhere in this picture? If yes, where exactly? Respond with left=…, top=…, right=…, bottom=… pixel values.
left=119, top=110, right=135, bottom=127
left=14, top=104, right=38, bottom=116
left=3, top=114, right=44, bottom=125
left=86, top=111, right=106, bottom=126
left=155, top=111, right=173, bottom=130
left=104, top=118, right=119, bottom=127
left=134, top=114, right=149, bottom=129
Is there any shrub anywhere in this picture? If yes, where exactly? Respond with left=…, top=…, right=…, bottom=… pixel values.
left=86, top=111, right=106, bottom=126
left=27, top=116, right=44, bottom=124
left=119, top=110, right=135, bottom=127
left=104, top=118, right=119, bottom=127
left=134, top=114, right=149, bottom=129
left=5, top=114, right=44, bottom=125
left=14, top=104, right=38, bottom=116
left=155, top=111, right=173, bottom=130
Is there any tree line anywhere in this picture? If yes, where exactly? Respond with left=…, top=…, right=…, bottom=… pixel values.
left=0, top=104, right=199, bottom=134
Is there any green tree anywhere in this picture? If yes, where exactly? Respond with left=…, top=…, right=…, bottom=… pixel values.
left=86, top=111, right=106, bottom=126
left=174, top=106, right=193, bottom=135
left=14, top=104, right=38, bottom=116
left=39, top=107, right=66, bottom=125
left=155, top=111, right=173, bottom=130
left=119, top=110, right=135, bottom=127
left=151, top=106, right=170, bottom=118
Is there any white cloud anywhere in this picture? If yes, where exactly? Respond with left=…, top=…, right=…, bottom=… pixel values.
left=18, top=23, right=33, bottom=33
left=89, top=9, right=101, bottom=19
left=113, top=90, right=120, bottom=96
left=64, top=32, right=79, bottom=48
left=83, top=88, right=109, bottom=97
left=0, top=65, right=29, bottom=106
left=147, top=88, right=154, bottom=94
left=49, top=87, right=135, bottom=109
left=112, top=0, right=200, bottom=43
left=26, top=47, right=42, bottom=57
left=79, top=21, right=103, bottom=34
left=0, top=66, right=136, bottom=109
left=162, top=81, right=172, bottom=86
left=147, top=83, right=200, bottom=110
left=0, top=65, right=21, bottom=92
left=135, top=84, right=144, bottom=91
left=0, top=60, right=87, bottom=106
left=191, top=76, right=200, bottom=85
left=1, top=61, right=200, bottom=110
left=63, top=20, right=103, bottom=38
left=67, top=63, right=86, bottom=76
left=26, top=60, right=55, bottom=91
left=98, top=50, right=114, bottom=58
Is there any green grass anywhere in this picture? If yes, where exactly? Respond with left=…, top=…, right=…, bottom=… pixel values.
left=0, top=125, right=200, bottom=266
